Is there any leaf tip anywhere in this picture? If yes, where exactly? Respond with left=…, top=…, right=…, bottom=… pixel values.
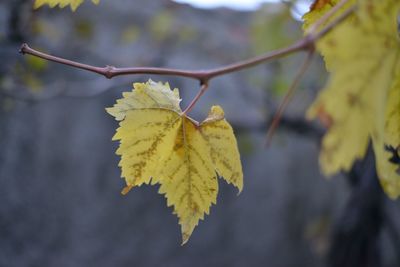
left=181, top=233, right=190, bottom=246
left=236, top=186, right=243, bottom=196
left=201, top=105, right=225, bottom=124
left=210, top=105, right=224, bottom=117
left=121, top=185, right=133, bottom=195
left=105, top=107, right=112, bottom=114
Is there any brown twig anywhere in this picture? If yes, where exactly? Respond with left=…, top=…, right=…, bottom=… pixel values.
left=19, top=40, right=308, bottom=84
left=265, top=48, right=314, bottom=146
left=19, top=2, right=356, bottom=114
left=19, top=2, right=354, bottom=84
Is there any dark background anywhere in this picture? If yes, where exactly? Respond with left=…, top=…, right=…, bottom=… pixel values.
left=1, top=0, right=399, bottom=266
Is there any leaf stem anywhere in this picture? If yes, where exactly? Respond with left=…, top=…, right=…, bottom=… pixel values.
left=182, top=83, right=209, bottom=115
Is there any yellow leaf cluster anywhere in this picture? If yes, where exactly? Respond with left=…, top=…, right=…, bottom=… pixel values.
left=303, top=0, right=400, bottom=198
left=34, top=0, right=99, bottom=11
left=107, top=80, right=243, bottom=244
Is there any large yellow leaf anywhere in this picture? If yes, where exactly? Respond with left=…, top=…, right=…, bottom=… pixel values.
left=303, top=0, right=400, bottom=197
left=107, top=80, right=243, bottom=244
left=375, top=63, right=400, bottom=197
left=303, top=0, right=355, bottom=33
left=34, top=0, right=99, bottom=11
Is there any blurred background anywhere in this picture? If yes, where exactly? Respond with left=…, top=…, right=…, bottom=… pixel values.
left=0, top=0, right=399, bottom=266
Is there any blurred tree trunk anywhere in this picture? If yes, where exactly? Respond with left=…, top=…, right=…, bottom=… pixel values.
left=328, top=146, right=384, bottom=267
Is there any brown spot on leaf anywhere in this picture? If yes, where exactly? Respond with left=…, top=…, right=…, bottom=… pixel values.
left=310, top=0, right=334, bottom=11
left=347, top=93, right=360, bottom=106
left=316, top=105, right=334, bottom=128
left=325, top=38, right=336, bottom=47
left=191, top=202, right=199, bottom=213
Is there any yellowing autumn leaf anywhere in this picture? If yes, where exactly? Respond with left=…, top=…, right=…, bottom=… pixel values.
left=303, top=0, right=355, bottom=32
left=107, top=80, right=243, bottom=244
left=34, top=0, right=99, bottom=11
left=303, top=0, right=400, bottom=197
left=375, top=65, right=400, bottom=197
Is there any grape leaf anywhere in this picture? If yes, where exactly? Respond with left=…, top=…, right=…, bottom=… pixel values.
left=303, top=0, right=400, bottom=198
left=34, top=0, right=99, bottom=11
left=376, top=66, right=400, bottom=197
left=107, top=80, right=243, bottom=244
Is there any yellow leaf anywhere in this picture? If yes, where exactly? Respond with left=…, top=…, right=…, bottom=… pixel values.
left=303, top=0, right=351, bottom=30
left=107, top=80, right=243, bottom=244
left=304, top=0, right=400, bottom=197
left=374, top=63, right=400, bottom=198
left=34, top=0, right=99, bottom=11
left=200, top=106, right=243, bottom=191
left=309, top=0, right=335, bottom=11
left=107, top=80, right=181, bottom=121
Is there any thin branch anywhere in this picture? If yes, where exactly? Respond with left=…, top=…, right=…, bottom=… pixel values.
left=265, top=48, right=314, bottom=146
left=204, top=41, right=308, bottom=79
left=19, top=43, right=205, bottom=81
left=19, top=41, right=308, bottom=84
left=19, top=3, right=354, bottom=85
left=18, top=2, right=356, bottom=122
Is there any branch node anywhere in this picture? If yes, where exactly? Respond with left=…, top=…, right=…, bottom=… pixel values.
left=199, top=78, right=209, bottom=86
left=19, top=43, right=28, bottom=54
left=104, top=65, right=116, bottom=79
left=302, top=34, right=317, bottom=52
